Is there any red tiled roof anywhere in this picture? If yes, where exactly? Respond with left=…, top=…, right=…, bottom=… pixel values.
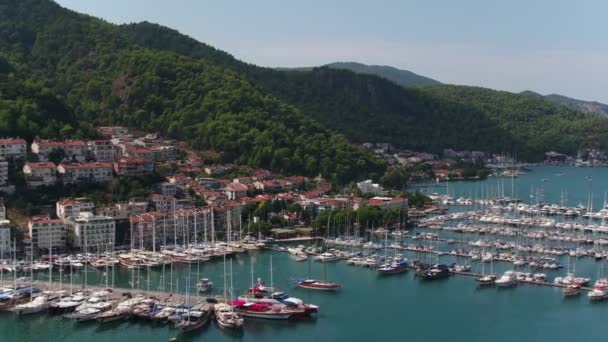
left=0, top=138, right=26, bottom=145
left=116, top=157, right=147, bottom=164
left=59, top=162, right=113, bottom=169
left=34, top=140, right=86, bottom=147
left=25, top=162, right=56, bottom=169
left=226, top=183, right=248, bottom=191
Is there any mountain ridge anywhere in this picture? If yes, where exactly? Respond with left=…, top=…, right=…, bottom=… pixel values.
left=1, top=0, right=607, bottom=168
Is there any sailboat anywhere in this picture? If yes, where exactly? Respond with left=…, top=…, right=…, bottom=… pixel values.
left=475, top=248, right=496, bottom=287
left=214, top=256, right=244, bottom=329
left=176, top=264, right=213, bottom=332
left=12, top=237, right=51, bottom=315
left=295, top=256, right=341, bottom=291
left=377, top=231, right=409, bottom=275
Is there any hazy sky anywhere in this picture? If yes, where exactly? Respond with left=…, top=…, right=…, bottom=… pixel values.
left=56, top=0, right=608, bottom=102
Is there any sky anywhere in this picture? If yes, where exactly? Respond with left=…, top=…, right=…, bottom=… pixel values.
left=56, top=0, right=608, bottom=103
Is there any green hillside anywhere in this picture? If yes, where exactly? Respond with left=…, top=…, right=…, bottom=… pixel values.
left=325, top=62, right=440, bottom=87
left=1, top=0, right=606, bottom=172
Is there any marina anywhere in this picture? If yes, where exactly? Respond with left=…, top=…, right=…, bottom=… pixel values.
left=3, top=166, right=608, bottom=341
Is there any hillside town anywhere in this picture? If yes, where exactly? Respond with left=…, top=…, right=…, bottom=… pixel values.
left=0, top=128, right=416, bottom=257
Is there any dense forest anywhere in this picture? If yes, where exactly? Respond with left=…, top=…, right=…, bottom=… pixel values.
left=0, top=0, right=385, bottom=184
left=1, top=0, right=607, bottom=185
left=117, top=19, right=608, bottom=160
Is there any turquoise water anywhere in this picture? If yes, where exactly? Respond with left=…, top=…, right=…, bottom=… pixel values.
left=2, top=165, right=608, bottom=342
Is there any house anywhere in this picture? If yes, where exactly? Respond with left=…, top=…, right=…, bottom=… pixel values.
left=31, top=140, right=87, bottom=162
left=97, top=126, right=129, bottom=139
left=127, top=147, right=154, bottom=161
left=204, top=164, right=233, bottom=176
left=303, top=197, right=352, bottom=213
left=65, top=212, right=115, bottom=250
left=357, top=180, right=386, bottom=196
left=0, top=220, right=12, bottom=257
left=56, top=198, right=95, bottom=220
left=57, top=162, right=113, bottom=184
left=254, top=168, right=272, bottom=180
left=87, top=140, right=114, bottom=162
left=114, top=157, right=154, bottom=176
left=225, top=182, right=248, bottom=200
left=0, top=138, right=27, bottom=160
left=150, top=145, right=177, bottom=161
left=28, top=216, right=66, bottom=250
left=178, top=166, right=202, bottom=177
left=167, top=174, right=190, bottom=187
left=129, top=214, right=156, bottom=249
left=23, top=162, right=57, bottom=188
left=149, top=194, right=174, bottom=212
left=97, top=200, right=148, bottom=220
left=366, top=197, right=408, bottom=211
left=0, top=158, right=8, bottom=187
left=159, top=182, right=177, bottom=196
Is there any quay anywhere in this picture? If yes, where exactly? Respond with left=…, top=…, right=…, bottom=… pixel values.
left=14, top=280, right=226, bottom=304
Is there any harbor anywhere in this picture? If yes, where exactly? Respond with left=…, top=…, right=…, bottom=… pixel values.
left=3, top=165, right=608, bottom=341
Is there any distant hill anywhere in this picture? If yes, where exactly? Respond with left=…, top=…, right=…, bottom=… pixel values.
left=324, top=62, right=440, bottom=87
left=3, top=0, right=608, bottom=169
left=276, top=62, right=440, bottom=87
left=544, top=94, right=608, bottom=118
left=521, top=91, right=608, bottom=118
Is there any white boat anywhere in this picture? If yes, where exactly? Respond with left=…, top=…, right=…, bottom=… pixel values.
left=495, top=271, right=518, bottom=288
left=12, top=296, right=49, bottom=315
left=588, top=279, right=608, bottom=301
left=197, top=278, right=214, bottom=292
left=313, top=252, right=338, bottom=262
left=214, top=303, right=243, bottom=329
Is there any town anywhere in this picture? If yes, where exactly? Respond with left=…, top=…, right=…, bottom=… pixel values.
left=0, top=127, right=425, bottom=258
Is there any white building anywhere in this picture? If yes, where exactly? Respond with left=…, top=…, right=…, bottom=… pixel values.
left=87, top=140, right=114, bottom=162
left=0, top=158, right=8, bottom=186
left=160, top=182, right=177, bottom=196
left=56, top=198, right=95, bottom=220
left=57, top=162, right=113, bottom=184
left=225, top=182, right=248, bottom=200
left=28, top=216, right=66, bottom=250
left=0, top=221, right=11, bottom=256
left=96, top=201, right=148, bottom=220
left=31, top=140, right=87, bottom=162
left=357, top=179, right=387, bottom=196
left=0, top=138, right=27, bottom=160
left=65, top=212, right=115, bottom=250
left=23, top=162, right=57, bottom=188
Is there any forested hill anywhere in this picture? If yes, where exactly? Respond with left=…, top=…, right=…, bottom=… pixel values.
left=116, top=19, right=608, bottom=160
left=324, top=62, right=440, bottom=87
left=0, top=57, right=97, bottom=140
left=1, top=0, right=607, bottom=168
left=0, top=0, right=385, bottom=184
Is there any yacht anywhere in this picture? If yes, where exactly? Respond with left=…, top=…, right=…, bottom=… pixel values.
left=314, top=252, right=338, bottom=262
left=175, top=303, right=213, bottom=332
left=377, top=257, right=409, bottom=275
left=197, top=278, right=214, bottom=292
left=588, top=279, right=608, bottom=301
left=563, top=284, right=582, bottom=297
left=214, top=303, right=244, bottom=329
left=495, top=271, right=518, bottom=287
left=475, top=274, right=497, bottom=287
left=12, top=295, right=50, bottom=315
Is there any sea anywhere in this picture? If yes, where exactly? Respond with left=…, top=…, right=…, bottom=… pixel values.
left=2, top=165, right=608, bottom=342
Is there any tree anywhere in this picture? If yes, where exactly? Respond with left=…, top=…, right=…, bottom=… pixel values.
left=380, top=167, right=409, bottom=190
left=48, top=148, right=67, bottom=164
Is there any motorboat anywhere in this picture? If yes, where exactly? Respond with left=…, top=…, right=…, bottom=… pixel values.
left=495, top=271, right=518, bottom=287
left=197, top=278, right=214, bottom=293
left=214, top=303, right=244, bottom=329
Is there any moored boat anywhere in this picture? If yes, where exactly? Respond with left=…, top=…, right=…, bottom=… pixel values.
left=214, top=303, right=244, bottom=329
